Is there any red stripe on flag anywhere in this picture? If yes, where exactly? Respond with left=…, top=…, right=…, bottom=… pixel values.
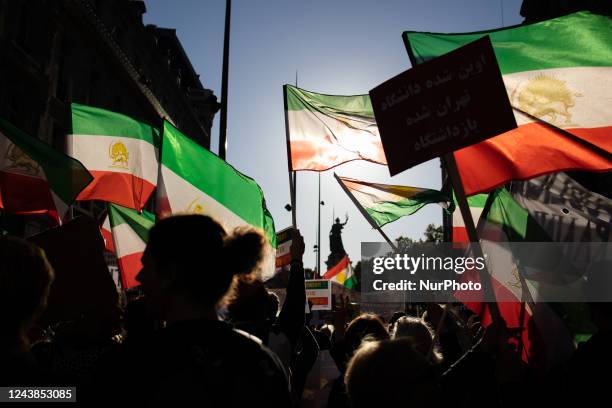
left=455, top=124, right=612, bottom=196
left=101, top=228, right=115, bottom=253
left=117, top=252, right=142, bottom=289
left=77, top=171, right=155, bottom=211
left=452, top=227, right=469, bottom=244
left=323, top=255, right=350, bottom=280
left=0, top=171, right=59, bottom=221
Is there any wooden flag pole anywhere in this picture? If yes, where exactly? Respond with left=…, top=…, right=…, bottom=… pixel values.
left=333, top=173, right=398, bottom=252
left=442, top=153, right=501, bottom=322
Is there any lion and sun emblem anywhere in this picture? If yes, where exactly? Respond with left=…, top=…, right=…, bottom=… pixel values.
left=109, top=141, right=129, bottom=169
left=186, top=198, right=205, bottom=214
left=4, top=144, right=42, bottom=176
left=513, top=74, right=582, bottom=127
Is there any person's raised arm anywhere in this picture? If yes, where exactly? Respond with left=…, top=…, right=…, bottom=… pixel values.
left=277, top=229, right=306, bottom=347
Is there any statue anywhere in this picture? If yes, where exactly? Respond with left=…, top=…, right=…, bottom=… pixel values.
left=326, top=215, right=348, bottom=269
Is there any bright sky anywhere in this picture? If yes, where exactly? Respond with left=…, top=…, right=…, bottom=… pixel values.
left=143, top=0, right=524, bottom=271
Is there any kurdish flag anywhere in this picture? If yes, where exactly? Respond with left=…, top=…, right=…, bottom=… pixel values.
left=0, top=118, right=92, bottom=222
left=108, top=203, right=155, bottom=289
left=335, top=174, right=453, bottom=228
left=69, top=103, right=159, bottom=211
left=323, top=255, right=356, bottom=289
left=405, top=11, right=612, bottom=196
left=285, top=85, right=387, bottom=171
left=157, top=121, right=277, bottom=279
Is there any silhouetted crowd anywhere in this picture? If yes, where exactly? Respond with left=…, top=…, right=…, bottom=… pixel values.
left=1, top=214, right=611, bottom=407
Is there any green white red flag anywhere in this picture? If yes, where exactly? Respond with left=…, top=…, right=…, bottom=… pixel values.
left=69, top=103, right=159, bottom=211
left=157, top=121, right=277, bottom=279
left=108, top=203, right=155, bottom=289
left=405, top=11, right=612, bottom=196
left=284, top=85, right=387, bottom=171
left=0, top=118, right=92, bottom=222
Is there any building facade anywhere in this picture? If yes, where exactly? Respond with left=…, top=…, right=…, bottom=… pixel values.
left=0, top=0, right=219, bottom=233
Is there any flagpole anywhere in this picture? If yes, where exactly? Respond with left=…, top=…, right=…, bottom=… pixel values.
left=334, top=173, right=398, bottom=251
left=283, top=85, right=297, bottom=228
left=442, top=153, right=501, bottom=322
left=218, top=0, right=231, bottom=159
left=317, top=172, right=322, bottom=278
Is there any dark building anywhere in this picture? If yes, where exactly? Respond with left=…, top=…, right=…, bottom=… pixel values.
left=0, top=0, right=220, bottom=234
left=0, top=0, right=219, bottom=151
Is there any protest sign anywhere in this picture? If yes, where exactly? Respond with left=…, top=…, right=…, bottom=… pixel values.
left=370, top=36, right=517, bottom=175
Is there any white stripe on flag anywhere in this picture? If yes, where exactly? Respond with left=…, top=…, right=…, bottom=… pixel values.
left=67, top=134, right=158, bottom=184
left=113, top=222, right=146, bottom=258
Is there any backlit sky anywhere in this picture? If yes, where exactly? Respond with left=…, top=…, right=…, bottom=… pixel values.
left=143, top=0, right=524, bottom=271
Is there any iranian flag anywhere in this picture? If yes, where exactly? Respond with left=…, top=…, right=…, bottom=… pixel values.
left=69, top=103, right=159, bottom=211
left=405, top=11, right=612, bottom=196
left=100, top=214, right=115, bottom=253
left=0, top=118, right=92, bottom=222
left=323, top=255, right=356, bottom=289
left=452, top=194, right=487, bottom=243
left=284, top=85, right=387, bottom=171
left=456, top=175, right=610, bottom=369
left=108, top=203, right=155, bottom=289
left=157, top=121, right=277, bottom=279
left=335, top=173, right=453, bottom=228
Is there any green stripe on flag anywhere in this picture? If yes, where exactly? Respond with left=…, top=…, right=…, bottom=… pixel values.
left=71, top=103, right=158, bottom=146
left=486, top=188, right=552, bottom=242
left=365, top=188, right=453, bottom=227
left=285, top=85, right=375, bottom=118
left=161, top=121, right=276, bottom=248
left=404, top=11, right=612, bottom=75
left=108, top=203, right=155, bottom=243
left=364, top=196, right=438, bottom=227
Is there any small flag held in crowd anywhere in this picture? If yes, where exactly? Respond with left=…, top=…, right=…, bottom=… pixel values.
left=108, top=203, right=155, bottom=289
left=323, top=255, right=356, bottom=289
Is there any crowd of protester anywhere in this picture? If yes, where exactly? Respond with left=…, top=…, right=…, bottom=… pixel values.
left=1, top=214, right=610, bottom=407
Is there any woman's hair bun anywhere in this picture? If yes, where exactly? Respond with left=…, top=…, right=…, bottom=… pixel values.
left=224, top=228, right=267, bottom=276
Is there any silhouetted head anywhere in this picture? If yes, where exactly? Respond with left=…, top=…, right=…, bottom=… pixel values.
left=345, top=313, right=389, bottom=354
left=345, top=338, right=439, bottom=408
left=137, top=215, right=266, bottom=318
left=226, top=278, right=280, bottom=323
left=392, top=316, right=442, bottom=364
left=0, top=236, right=54, bottom=346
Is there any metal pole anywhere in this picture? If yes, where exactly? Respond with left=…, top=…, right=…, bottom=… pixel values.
left=317, top=172, right=322, bottom=277
left=218, top=0, right=231, bottom=159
